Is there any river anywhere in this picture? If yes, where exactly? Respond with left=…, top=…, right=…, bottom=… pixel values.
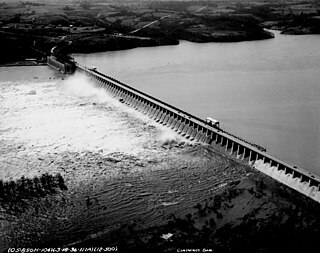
left=74, top=30, right=320, bottom=176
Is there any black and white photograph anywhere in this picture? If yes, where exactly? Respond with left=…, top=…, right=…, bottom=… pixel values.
left=0, top=0, right=320, bottom=252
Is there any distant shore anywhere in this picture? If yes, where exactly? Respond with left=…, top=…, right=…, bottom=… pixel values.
left=0, top=60, right=47, bottom=67
left=0, top=1, right=276, bottom=65
left=1, top=0, right=319, bottom=65
left=0, top=21, right=273, bottom=65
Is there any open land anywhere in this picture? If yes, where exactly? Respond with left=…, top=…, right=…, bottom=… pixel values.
left=1, top=0, right=320, bottom=64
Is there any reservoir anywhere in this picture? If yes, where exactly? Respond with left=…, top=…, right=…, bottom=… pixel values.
left=74, top=30, right=320, bottom=176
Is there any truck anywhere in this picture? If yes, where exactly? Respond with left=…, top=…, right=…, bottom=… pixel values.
left=206, top=117, right=220, bottom=128
left=88, top=66, right=97, bottom=71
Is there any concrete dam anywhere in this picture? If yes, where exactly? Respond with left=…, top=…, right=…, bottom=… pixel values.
left=49, top=59, right=320, bottom=203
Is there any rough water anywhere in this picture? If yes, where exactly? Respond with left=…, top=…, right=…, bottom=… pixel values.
left=0, top=67, right=249, bottom=248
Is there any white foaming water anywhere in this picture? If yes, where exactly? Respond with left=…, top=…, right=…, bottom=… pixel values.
left=158, top=127, right=180, bottom=145
left=64, top=73, right=152, bottom=121
left=63, top=73, right=111, bottom=104
left=64, top=73, right=185, bottom=146
left=63, top=73, right=185, bottom=147
left=0, top=71, right=186, bottom=180
left=1, top=74, right=147, bottom=168
left=0, top=69, right=189, bottom=183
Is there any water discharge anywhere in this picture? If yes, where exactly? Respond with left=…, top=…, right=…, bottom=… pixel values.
left=64, top=73, right=183, bottom=146
left=63, top=73, right=111, bottom=103
left=158, top=128, right=180, bottom=145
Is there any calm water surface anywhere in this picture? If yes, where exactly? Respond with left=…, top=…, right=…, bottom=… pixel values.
left=75, top=30, right=320, bottom=175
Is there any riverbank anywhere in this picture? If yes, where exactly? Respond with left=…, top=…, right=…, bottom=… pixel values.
left=262, top=17, right=320, bottom=35
left=0, top=0, right=276, bottom=64
left=0, top=60, right=46, bottom=67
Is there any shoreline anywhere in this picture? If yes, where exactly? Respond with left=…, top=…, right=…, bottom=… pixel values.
left=1, top=0, right=319, bottom=65
left=0, top=62, right=47, bottom=67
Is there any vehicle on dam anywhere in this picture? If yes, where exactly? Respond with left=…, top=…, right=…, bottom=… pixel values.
left=89, top=66, right=97, bottom=71
left=206, top=117, right=220, bottom=128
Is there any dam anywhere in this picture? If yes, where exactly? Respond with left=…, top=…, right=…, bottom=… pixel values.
left=48, top=58, right=320, bottom=204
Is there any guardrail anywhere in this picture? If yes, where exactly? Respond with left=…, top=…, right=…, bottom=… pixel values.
left=76, top=63, right=320, bottom=203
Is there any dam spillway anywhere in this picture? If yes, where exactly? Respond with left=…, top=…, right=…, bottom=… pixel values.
left=59, top=61, right=320, bottom=204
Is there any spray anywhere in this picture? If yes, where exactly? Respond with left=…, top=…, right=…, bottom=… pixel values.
left=63, top=73, right=112, bottom=104
left=62, top=73, right=189, bottom=146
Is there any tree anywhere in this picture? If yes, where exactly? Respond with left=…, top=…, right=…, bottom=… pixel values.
left=11, top=13, right=21, bottom=23
left=33, top=176, right=45, bottom=197
left=56, top=173, right=68, bottom=191
left=17, top=176, right=27, bottom=198
left=0, top=180, right=4, bottom=199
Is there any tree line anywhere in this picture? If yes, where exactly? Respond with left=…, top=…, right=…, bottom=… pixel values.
left=0, top=173, right=68, bottom=205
